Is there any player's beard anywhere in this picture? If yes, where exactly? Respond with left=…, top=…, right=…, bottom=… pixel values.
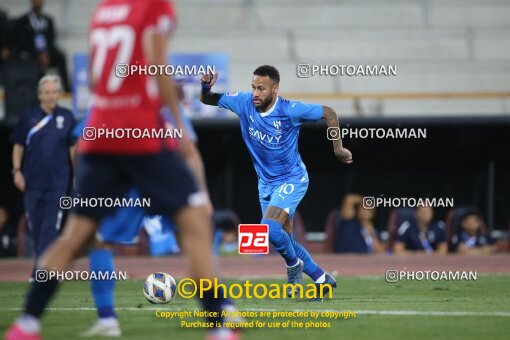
left=255, top=95, right=274, bottom=112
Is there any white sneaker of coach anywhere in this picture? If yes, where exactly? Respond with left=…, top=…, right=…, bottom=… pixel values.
left=81, top=317, right=121, bottom=337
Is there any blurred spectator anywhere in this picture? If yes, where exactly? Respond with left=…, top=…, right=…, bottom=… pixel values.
left=10, top=0, right=70, bottom=91
left=9, top=75, right=75, bottom=279
left=143, top=215, right=180, bottom=256
left=332, top=194, right=385, bottom=254
left=213, top=210, right=239, bottom=256
left=0, top=206, right=17, bottom=257
left=394, top=206, right=447, bottom=254
left=218, top=228, right=237, bottom=255
left=455, top=211, right=496, bottom=255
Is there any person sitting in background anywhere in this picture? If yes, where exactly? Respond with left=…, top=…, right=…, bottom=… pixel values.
left=456, top=211, right=496, bottom=255
left=394, top=206, right=447, bottom=254
left=0, top=206, right=16, bottom=257
left=333, top=194, right=385, bottom=254
left=213, top=210, right=239, bottom=256
left=10, top=0, right=70, bottom=91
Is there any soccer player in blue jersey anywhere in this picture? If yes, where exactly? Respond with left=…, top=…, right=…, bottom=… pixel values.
left=200, top=65, right=353, bottom=300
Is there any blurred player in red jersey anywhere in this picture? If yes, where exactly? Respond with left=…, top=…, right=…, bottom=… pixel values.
left=5, top=1, right=238, bottom=340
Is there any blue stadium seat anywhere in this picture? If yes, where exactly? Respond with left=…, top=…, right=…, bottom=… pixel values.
left=387, top=208, right=416, bottom=252
left=445, top=206, right=488, bottom=253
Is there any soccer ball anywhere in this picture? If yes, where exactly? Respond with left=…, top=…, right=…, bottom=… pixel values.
left=143, top=272, right=177, bottom=304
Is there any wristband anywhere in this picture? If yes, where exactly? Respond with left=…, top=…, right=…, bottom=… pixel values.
left=201, top=83, right=212, bottom=92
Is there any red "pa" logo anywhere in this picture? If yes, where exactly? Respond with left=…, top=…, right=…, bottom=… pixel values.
left=238, top=224, right=269, bottom=254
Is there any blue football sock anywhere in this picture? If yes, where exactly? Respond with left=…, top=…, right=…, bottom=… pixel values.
left=262, top=219, right=298, bottom=266
left=89, top=248, right=116, bottom=319
left=290, top=235, right=324, bottom=281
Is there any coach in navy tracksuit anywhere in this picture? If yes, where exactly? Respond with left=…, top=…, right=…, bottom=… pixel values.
left=10, top=75, right=75, bottom=279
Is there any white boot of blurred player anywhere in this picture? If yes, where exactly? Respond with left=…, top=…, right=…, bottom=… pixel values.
left=81, top=317, right=121, bottom=337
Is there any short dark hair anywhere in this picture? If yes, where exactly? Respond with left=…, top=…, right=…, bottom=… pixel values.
left=253, top=65, right=280, bottom=84
left=460, top=210, right=480, bottom=223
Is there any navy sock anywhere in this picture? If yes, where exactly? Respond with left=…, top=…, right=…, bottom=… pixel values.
left=262, top=219, right=298, bottom=266
left=89, top=248, right=116, bottom=319
left=200, top=286, right=227, bottom=325
left=25, top=279, right=60, bottom=318
left=290, top=235, right=324, bottom=280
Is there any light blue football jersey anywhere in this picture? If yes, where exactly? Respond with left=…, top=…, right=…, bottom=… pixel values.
left=218, top=92, right=323, bottom=185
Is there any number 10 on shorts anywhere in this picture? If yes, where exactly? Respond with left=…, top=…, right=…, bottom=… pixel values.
left=238, top=224, right=269, bottom=254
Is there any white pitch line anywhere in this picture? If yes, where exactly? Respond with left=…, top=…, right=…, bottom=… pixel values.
left=1, top=307, right=509, bottom=317
left=355, top=310, right=510, bottom=317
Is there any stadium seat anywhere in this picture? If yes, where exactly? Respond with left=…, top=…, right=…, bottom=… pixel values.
left=15, top=214, right=34, bottom=257
left=506, top=217, right=510, bottom=252
left=2, top=60, right=40, bottom=125
left=445, top=206, right=488, bottom=253
left=113, top=228, right=149, bottom=256
left=387, top=207, right=416, bottom=252
left=19, top=0, right=508, bottom=116
left=323, top=208, right=340, bottom=253
left=495, top=217, right=510, bottom=252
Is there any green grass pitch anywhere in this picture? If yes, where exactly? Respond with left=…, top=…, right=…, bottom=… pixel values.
left=1, top=275, right=509, bottom=340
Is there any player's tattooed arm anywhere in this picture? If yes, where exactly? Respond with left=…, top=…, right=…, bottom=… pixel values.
left=200, top=71, right=221, bottom=106
left=322, top=106, right=353, bottom=164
